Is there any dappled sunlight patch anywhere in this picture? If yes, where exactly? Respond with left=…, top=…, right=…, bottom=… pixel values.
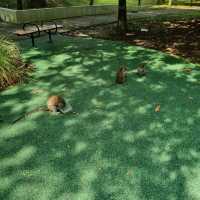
left=196, top=109, right=200, bottom=118
left=105, top=101, right=121, bottom=110
left=149, top=83, right=167, bottom=92
left=0, top=145, right=36, bottom=169
left=63, top=65, right=88, bottom=75
left=98, top=64, right=112, bottom=72
left=60, top=132, right=72, bottom=143
left=186, top=167, right=200, bottom=199
left=38, top=69, right=59, bottom=79
left=164, top=63, right=190, bottom=71
left=68, top=191, right=94, bottom=200
left=8, top=166, right=65, bottom=200
left=91, top=98, right=104, bottom=108
left=72, top=75, right=104, bottom=88
left=164, top=118, right=172, bottom=124
left=73, top=141, right=88, bottom=155
left=9, top=183, right=46, bottom=200
left=0, top=175, right=17, bottom=192
left=0, top=122, right=36, bottom=140
left=135, top=76, right=147, bottom=82
left=28, top=81, right=52, bottom=90
left=149, top=122, right=165, bottom=132
left=98, top=88, right=125, bottom=99
left=80, top=167, right=97, bottom=186
left=82, top=60, right=96, bottom=66
left=134, top=130, right=148, bottom=139
left=148, top=60, right=166, bottom=71
left=100, top=51, right=117, bottom=59
left=123, top=131, right=137, bottom=143
left=52, top=150, right=66, bottom=160
left=50, top=54, right=72, bottom=66
left=185, top=74, right=200, bottom=83
left=1, top=99, right=21, bottom=110
left=33, top=60, right=50, bottom=69
left=127, top=148, right=137, bottom=157
left=152, top=148, right=171, bottom=163
left=100, top=118, right=116, bottom=130
left=134, top=104, right=152, bottom=115
left=186, top=117, right=194, bottom=125
left=125, top=48, right=138, bottom=55
left=21, top=48, right=43, bottom=60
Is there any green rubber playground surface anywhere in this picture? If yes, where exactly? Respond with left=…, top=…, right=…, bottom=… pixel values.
left=1, top=35, right=200, bottom=200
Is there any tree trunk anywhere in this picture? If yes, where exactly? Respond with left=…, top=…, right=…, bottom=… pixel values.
left=28, top=0, right=48, bottom=8
left=118, top=0, right=127, bottom=34
left=138, top=0, right=141, bottom=7
left=89, top=0, right=94, bottom=5
left=17, top=0, right=23, bottom=10
left=168, top=0, right=172, bottom=6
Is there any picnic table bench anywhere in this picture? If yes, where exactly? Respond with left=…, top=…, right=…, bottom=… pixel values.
left=15, top=22, right=64, bottom=47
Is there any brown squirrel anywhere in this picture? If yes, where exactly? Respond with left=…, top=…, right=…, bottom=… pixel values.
left=47, top=95, right=72, bottom=114
left=136, top=64, right=147, bottom=77
left=12, top=95, right=75, bottom=124
left=116, top=67, right=127, bottom=84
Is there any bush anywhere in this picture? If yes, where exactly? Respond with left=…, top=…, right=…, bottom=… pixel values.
left=0, top=0, right=16, bottom=8
left=0, top=36, right=31, bottom=90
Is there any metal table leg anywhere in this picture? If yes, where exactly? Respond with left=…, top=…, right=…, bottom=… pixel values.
left=30, top=33, right=35, bottom=47
left=48, top=30, right=52, bottom=43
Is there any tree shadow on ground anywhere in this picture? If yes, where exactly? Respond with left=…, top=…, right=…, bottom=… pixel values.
left=0, top=35, right=200, bottom=200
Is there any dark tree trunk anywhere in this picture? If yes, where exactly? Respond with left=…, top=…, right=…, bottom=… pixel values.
left=17, top=0, right=23, bottom=10
left=118, top=0, right=127, bottom=34
left=89, top=0, right=94, bottom=5
left=28, top=0, right=48, bottom=8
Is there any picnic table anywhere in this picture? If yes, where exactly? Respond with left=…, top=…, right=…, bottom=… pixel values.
left=15, top=22, right=64, bottom=47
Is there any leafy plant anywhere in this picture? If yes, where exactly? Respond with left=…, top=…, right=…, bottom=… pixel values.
left=0, top=36, right=31, bottom=90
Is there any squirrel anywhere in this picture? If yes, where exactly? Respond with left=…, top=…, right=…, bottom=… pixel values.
left=12, top=95, right=76, bottom=124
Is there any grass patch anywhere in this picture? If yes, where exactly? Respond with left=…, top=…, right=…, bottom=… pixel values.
left=0, top=36, right=33, bottom=90
left=0, top=36, right=22, bottom=89
left=128, top=9, right=200, bottom=23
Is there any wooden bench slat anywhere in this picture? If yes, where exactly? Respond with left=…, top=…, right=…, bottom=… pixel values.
left=15, top=29, right=39, bottom=36
left=15, top=24, right=64, bottom=35
left=14, top=23, right=64, bottom=46
left=39, top=24, right=63, bottom=31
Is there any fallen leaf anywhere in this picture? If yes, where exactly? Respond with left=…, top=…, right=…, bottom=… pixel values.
left=127, top=170, right=132, bottom=176
left=182, top=68, right=192, bottom=73
left=31, top=89, right=46, bottom=94
left=155, top=104, right=160, bottom=112
left=141, top=28, right=149, bottom=32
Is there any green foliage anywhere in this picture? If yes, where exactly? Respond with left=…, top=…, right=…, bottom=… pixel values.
left=0, top=36, right=25, bottom=89
left=0, top=0, right=16, bottom=8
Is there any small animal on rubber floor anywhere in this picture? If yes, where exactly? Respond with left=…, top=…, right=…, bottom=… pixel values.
left=116, top=66, right=127, bottom=84
left=136, top=64, right=147, bottom=77
left=12, top=95, right=76, bottom=124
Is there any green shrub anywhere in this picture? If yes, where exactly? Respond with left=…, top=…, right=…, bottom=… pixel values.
left=0, top=0, right=16, bottom=8
left=0, top=36, right=31, bottom=90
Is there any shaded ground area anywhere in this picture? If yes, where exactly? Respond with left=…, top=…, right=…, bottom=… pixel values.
left=1, top=35, right=200, bottom=200
left=62, top=8, right=200, bottom=64
left=127, top=19, right=200, bottom=64
left=68, top=17, right=200, bottom=63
